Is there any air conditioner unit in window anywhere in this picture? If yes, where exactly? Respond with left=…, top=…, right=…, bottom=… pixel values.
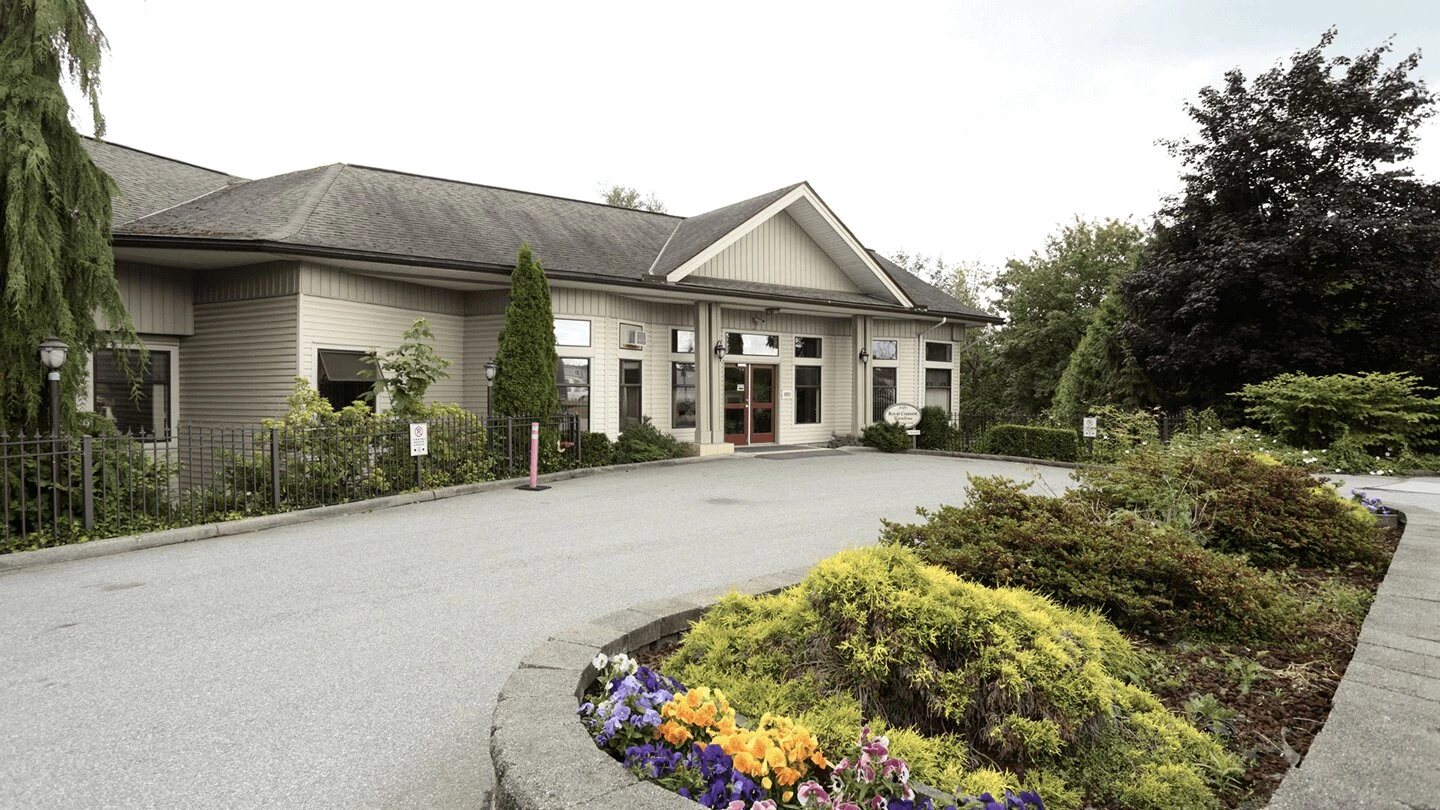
left=622, top=329, right=648, bottom=349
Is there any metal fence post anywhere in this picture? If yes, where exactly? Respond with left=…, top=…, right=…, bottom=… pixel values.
left=82, top=436, right=95, bottom=530
left=270, top=428, right=281, bottom=509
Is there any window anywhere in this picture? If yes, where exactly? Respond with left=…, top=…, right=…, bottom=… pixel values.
left=557, top=357, right=590, bottom=430
left=672, top=329, right=695, bottom=354
left=94, top=349, right=172, bottom=437
left=871, top=339, right=898, bottom=361
left=795, top=366, right=821, bottom=424
left=925, top=342, right=953, bottom=363
left=554, top=319, right=591, bottom=347
left=925, top=368, right=952, bottom=412
left=794, top=336, right=822, bottom=358
left=872, top=367, right=897, bottom=420
left=316, top=349, right=376, bottom=412
left=672, top=362, right=696, bottom=429
left=724, top=332, right=779, bottom=357
left=620, top=360, right=643, bottom=429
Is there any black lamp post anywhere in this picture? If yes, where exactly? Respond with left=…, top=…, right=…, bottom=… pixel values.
left=38, top=336, right=68, bottom=523
left=485, top=358, right=498, bottom=419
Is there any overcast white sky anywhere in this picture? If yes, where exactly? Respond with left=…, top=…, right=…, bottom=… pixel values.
left=77, top=0, right=1440, bottom=271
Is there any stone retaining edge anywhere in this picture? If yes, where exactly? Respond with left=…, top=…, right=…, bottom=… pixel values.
left=489, top=566, right=812, bottom=810
left=0, top=454, right=739, bottom=574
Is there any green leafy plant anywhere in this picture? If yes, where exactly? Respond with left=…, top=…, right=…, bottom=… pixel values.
left=978, top=424, right=1078, bottom=462
left=860, top=420, right=911, bottom=453
left=359, top=318, right=452, bottom=415
left=578, top=431, right=613, bottom=467
left=916, top=406, right=960, bottom=450
left=1235, top=371, right=1440, bottom=458
left=1082, top=406, right=1162, bottom=463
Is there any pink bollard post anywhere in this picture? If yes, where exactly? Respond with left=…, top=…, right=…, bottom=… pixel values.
left=529, top=421, right=539, bottom=488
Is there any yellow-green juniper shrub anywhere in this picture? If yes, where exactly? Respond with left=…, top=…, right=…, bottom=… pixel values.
left=663, top=546, right=1239, bottom=810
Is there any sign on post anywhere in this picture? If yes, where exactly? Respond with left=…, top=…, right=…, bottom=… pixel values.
left=883, top=403, right=922, bottom=428
left=1082, top=417, right=1098, bottom=438
left=410, top=423, right=429, bottom=456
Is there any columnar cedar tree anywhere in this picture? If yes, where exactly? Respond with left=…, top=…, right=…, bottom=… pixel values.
left=492, top=243, right=562, bottom=419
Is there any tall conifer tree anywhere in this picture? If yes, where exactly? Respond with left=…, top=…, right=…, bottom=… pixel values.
left=0, top=0, right=137, bottom=432
left=492, top=244, right=561, bottom=418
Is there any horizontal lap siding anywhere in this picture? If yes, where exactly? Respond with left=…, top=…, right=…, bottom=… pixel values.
left=181, top=297, right=299, bottom=424
left=299, top=296, right=467, bottom=408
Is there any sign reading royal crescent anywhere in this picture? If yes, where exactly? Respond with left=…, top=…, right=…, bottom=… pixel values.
left=883, top=403, right=922, bottom=428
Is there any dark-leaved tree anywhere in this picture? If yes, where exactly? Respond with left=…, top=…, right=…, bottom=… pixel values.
left=1121, top=30, right=1440, bottom=410
left=0, top=0, right=139, bottom=432
left=492, top=244, right=561, bottom=419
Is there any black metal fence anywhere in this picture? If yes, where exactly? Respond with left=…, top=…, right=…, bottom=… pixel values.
left=2, top=413, right=579, bottom=552
left=945, top=410, right=1192, bottom=451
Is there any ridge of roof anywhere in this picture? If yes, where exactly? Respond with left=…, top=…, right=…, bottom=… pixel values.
left=648, top=182, right=805, bottom=278
left=81, top=136, right=240, bottom=179
left=340, top=163, right=686, bottom=220
left=268, top=163, right=347, bottom=242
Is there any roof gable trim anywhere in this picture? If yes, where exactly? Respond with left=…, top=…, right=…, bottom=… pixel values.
left=663, top=184, right=912, bottom=308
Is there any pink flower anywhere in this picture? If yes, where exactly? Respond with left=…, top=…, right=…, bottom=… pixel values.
left=798, top=781, right=832, bottom=806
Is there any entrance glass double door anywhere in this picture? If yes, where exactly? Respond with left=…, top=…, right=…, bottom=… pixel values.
left=723, top=363, right=775, bottom=445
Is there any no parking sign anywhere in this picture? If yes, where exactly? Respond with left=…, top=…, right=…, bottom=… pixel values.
left=410, top=423, right=429, bottom=456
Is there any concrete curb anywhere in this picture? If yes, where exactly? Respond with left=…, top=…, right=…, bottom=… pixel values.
left=0, top=453, right=740, bottom=574
left=489, top=567, right=810, bottom=810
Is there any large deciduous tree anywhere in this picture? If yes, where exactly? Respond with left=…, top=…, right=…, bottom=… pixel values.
left=492, top=243, right=561, bottom=419
left=992, top=218, right=1146, bottom=414
left=0, top=0, right=138, bottom=433
left=1121, top=30, right=1440, bottom=409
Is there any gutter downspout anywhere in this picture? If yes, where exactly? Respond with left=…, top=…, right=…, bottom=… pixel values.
left=916, top=317, right=949, bottom=411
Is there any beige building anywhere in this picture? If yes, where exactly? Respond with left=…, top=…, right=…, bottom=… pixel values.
left=85, top=140, right=1000, bottom=449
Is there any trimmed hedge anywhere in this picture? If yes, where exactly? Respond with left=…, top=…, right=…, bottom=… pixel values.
left=979, top=424, right=1079, bottom=462
left=860, top=420, right=911, bottom=452
left=916, top=405, right=960, bottom=450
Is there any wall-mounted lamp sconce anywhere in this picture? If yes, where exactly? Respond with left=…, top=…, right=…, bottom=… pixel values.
left=858, top=348, right=870, bottom=364
left=713, top=340, right=728, bottom=361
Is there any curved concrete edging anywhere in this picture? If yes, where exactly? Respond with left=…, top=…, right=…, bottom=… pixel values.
left=489, top=567, right=810, bottom=810
left=0, top=453, right=742, bottom=574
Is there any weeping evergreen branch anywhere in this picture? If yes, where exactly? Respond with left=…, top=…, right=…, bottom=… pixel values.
left=0, top=0, right=138, bottom=432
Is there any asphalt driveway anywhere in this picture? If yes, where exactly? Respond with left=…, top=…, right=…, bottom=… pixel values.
left=0, top=452, right=1075, bottom=809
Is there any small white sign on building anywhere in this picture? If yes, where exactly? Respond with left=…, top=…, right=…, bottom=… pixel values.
left=410, top=422, right=429, bottom=456
left=1082, top=417, right=1098, bottom=438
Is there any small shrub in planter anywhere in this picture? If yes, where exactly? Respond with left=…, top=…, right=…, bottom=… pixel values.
left=881, top=476, right=1298, bottom=642
left=615, top=416, right=693, bottom=463
left=916, top=406, right=960, bottom=450
left=1077, top=445, right=1389, bottom=572
left=578, top=431, right=613, bottom=467
left=861, top=420, right=911, bottom=452
left=978, top=424, right=1078, bottom=462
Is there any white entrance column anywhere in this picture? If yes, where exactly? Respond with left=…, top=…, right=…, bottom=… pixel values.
left=852, top=314, right=871, bottom=434
left=693, top=301, right=731, bottom=453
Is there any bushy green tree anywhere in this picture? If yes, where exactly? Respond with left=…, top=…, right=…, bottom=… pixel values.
left=992, top=219, right=1146, bottom=413
left=600, top=184, right=666, bottom=213
left=1122, top=31, right=1440, bottom=408
left=360, top=318, right=451, bottom=415
left=492, top=243, right=561, bottom=419
left=1235, top=371, right=1439, bottom=455
left=0, top=0, right=139, bottom=432
left=1051, top=289, right=1154, bottom=424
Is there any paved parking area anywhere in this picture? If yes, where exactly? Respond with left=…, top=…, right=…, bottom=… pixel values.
left=0, top=452, right=1073, bottom=808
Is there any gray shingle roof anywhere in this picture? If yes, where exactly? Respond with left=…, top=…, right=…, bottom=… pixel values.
left=869, top=251, right=1002, bottom=323
left=646, top=184, right=801, bottom=277
left=82, top=138, right=241, bottom=226
left=120, top=163, right=682, bottom=278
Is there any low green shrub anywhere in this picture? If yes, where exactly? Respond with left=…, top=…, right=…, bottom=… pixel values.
left=1076, top=445, right=1388, bottom=572
left=1083, top=405, right=1162, bottom=463
left=578, top=432, right=613, bottom=467
left=882, top=476, right=1298, bottom=641
left=979, top=424, right=1078, bottom=462
left=1235, top=371, right=1440, bottom=456
left=663, top=545, right=1241, bottom=810
left=860, top=420, right=910, bottom=452
left=916, top=405, right=960, bottom=450
left=614, top=416, right=693, bottom=463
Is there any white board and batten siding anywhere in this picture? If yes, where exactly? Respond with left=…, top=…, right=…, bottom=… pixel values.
left=690, top=212, right=863, bottom=294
